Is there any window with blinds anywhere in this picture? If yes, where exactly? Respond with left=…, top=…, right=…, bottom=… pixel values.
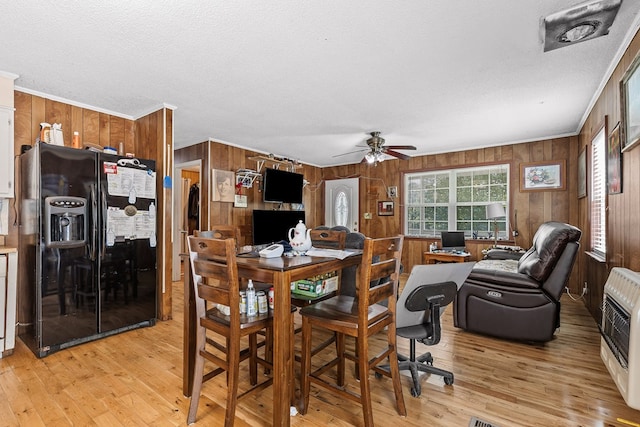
left=590, top=127, right=606, bottom=257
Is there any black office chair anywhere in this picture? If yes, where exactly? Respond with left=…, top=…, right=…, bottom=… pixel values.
left=390, top=263, right=474, bottom=397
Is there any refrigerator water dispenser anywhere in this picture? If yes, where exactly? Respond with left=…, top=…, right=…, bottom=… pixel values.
left=44, top=196, right=87, bottom=248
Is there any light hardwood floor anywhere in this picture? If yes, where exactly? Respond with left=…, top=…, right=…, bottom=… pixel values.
left=1, top=275, right=639, bottom=427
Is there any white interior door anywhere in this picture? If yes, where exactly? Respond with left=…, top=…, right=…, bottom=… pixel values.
left=172, top=160, right=201, bottom=282
left=324, top=178, right=359, bottom=232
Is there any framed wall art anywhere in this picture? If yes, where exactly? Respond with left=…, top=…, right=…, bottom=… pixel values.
left=607, top=122, right=623, bottom=194
left=578, top=148, right=587, bottom=198
left=211, top=169, right=235, bottom=202
left=620, top=51, right=640, bottom=152
left=519, top=160, right=566, bottom=192
left=377, top=200, right=394, bottom=216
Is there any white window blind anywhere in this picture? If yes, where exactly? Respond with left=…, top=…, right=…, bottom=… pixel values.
left=590, top=128, right=606, bottom=257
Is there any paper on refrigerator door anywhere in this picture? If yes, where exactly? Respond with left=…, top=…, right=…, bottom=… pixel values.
left=106, top=207, right=156, bottom=240
left=105, top=164, right=156, bottom=199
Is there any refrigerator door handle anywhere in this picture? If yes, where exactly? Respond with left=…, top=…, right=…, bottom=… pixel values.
left=101, top=190, right=107, bottom=259
left=90, top=186, right=97, bottom=261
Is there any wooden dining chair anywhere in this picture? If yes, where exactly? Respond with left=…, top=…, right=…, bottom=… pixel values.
left=192, top=225, right=270, bottom=356
left=196, top=225, right=269, bottom=293
left=299, top=236, right=407, bottom=427
left=309, top=228, right=347, bottom=250
left=291, top=228, right=348, bottom=360
left=194, top=225, right=241, bottom=242
left=186, top=236, right=274, bottom=427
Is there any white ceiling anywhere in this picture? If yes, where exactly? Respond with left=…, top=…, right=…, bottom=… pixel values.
left=2, top=1, right=640, bottom=167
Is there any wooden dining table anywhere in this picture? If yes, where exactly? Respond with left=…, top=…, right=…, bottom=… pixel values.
left=182, top=252, right=362, bottom=426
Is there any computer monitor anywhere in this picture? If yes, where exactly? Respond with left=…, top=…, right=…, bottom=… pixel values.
left=252, top=209, right=305, bottom=245
left=440, top=231, right=466, bottom=252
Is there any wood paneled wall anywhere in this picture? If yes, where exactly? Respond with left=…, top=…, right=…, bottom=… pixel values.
left=14, top=91, right=136, bottom=153
left=578, top=28, right=640, bottom=321
left=135, top=107, right=172, bottom=320
left=323, top=137, right=580, bottom=291
left=176, top=135, right=580, bottom=293
left=175, top=140, right=323, bottom=248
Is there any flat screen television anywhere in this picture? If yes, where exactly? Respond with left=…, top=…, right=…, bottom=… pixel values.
left=440, top=231, right=466, bottom=252
left=252, top=209, right=305, bottom=245
left=262, top=168, right=304, bottom=204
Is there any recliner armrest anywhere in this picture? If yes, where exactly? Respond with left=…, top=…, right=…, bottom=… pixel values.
left=467, top=269, right=542, bottom=290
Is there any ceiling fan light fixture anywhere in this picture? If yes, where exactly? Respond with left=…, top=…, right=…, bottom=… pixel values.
left=375, top=152, right=385, bottom=163
left=365, top=152, right=376, bottom=164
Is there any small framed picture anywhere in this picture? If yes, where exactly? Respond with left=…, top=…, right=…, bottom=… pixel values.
left=519, top=160, right=566, bottom=192
left=211, top=169, right=235, bottom=202
left=234, top=194, right=248, bottom=208
left=377, top=200, right=394, bottom=216
left=608, top=122, right=622, bottom=194
left=578, top=148, right=587, bottom=199
left=621, top=51, right=640, bottom=152
left=387, top=186, right=398, bottom=198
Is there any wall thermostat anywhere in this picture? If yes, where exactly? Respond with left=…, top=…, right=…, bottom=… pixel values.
left=259, top=244, right=284, bottom=258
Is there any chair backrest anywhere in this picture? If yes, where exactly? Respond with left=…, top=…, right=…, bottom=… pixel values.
left=404, top=281, right=457, bottom=346
left=310, top=229, right=347, bottom=249
left=517, top=221, right=580, bottom=280
left=396, top=263, right=475, bottom=329
left=516, top=221, right=581, bottom=292
left=195, top=225, right=241, bottom=242
left=187, top=236, right=240, bottom=322
left=339, top=231, right=366, bottom=297
left=356, top=236, right=404, bottom=326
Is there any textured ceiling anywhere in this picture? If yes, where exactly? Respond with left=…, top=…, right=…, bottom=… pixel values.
left=1, top=1, right=640, bottom=167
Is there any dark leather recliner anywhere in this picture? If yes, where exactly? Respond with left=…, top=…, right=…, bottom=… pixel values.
left=453, top=221, right=581, bottom=342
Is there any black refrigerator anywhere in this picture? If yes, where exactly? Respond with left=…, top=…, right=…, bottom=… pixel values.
left=18, top=142, right=157, bottom=357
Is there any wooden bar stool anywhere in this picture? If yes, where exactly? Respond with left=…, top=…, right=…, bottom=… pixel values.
left=299, top=235, right=407, bottom=427
left=186, top=236, right=274, bottom=426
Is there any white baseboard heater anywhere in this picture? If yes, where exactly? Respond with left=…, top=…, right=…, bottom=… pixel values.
left=600, top=267, right=640, bottom=410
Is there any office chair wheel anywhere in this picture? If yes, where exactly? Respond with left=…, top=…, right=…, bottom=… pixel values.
left=443, top=374, right=454, bottom=385
left=410, top=386, right=421, bottom=397
left=375, top=372, right=383, bottom=379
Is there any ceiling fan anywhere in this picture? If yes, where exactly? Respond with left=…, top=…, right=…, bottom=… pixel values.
left=335, top=132, right=417, bottom=164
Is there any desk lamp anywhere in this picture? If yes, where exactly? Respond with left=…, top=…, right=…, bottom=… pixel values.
left=486, top=203, right=506, bottom=248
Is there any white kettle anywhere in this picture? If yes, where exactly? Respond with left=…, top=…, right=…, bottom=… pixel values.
left=288, top=220, right=312, bottom=253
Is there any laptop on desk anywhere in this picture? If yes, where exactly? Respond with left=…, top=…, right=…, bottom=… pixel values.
left=396, top=262, right=475, bottom=329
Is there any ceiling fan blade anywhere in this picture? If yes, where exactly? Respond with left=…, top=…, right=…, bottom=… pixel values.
left=384, top=149, right=411, bottom=160
left=386, top=145, right=417, bottom=150
left=332, top=148, right=367, bottom=158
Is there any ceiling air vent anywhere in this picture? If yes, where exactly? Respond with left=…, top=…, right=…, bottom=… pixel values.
left=543, top=0, right=622, bottom=52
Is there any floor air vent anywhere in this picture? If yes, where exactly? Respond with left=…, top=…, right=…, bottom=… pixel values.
left=469, top=416, right=501, bottom=427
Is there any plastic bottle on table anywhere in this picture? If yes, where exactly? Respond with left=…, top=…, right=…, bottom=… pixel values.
left=246, top=280, right=257, bottom=317
left=72, top=131, right=80, bottom=148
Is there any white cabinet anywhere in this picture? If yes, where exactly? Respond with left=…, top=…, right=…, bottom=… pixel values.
left=0, top=107, right=14, bottom=198
left=0, top=249, right=17, bottom=357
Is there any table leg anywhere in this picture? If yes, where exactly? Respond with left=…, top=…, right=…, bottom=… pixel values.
left=183, top=256, right=195, bottom=397
left=272, top=271, right=292, bottom=426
